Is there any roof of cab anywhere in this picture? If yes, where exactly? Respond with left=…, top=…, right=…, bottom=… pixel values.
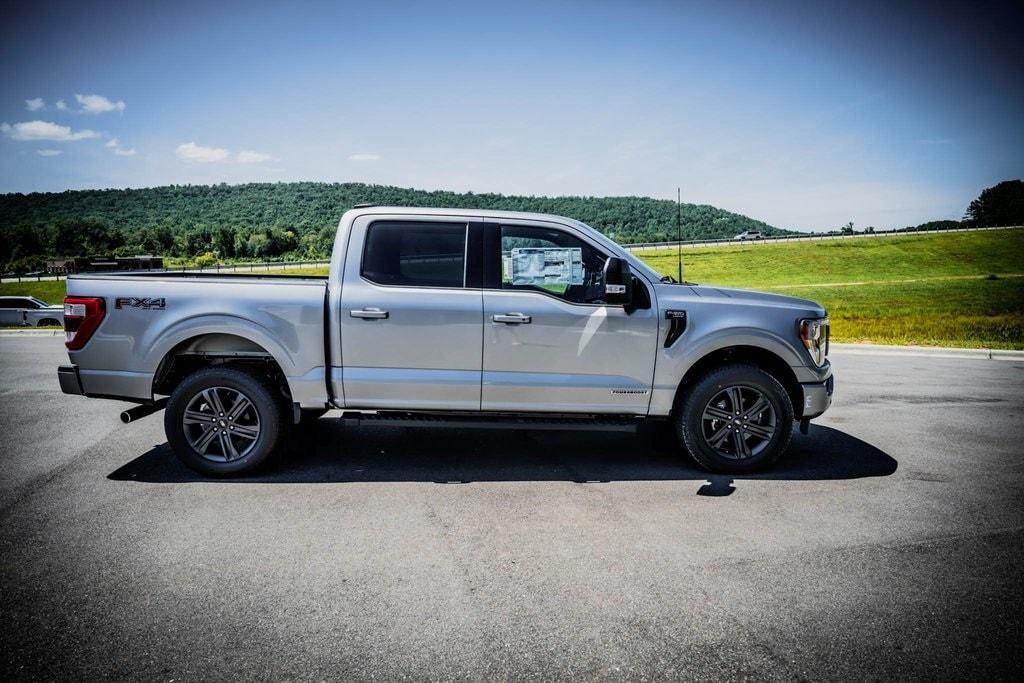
left=340, top=205, right=586, bottom=228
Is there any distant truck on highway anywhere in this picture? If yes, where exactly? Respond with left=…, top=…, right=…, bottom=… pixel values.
left=57, top=207, right=832, bottom=476
left=734, top=230, right=763, bottom=240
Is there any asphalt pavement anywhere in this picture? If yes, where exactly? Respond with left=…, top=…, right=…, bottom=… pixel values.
left=1, top=336, right=1022, bottom=679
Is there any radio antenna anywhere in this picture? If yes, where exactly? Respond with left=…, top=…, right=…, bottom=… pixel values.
left=676, top=187, right=683, bottom=283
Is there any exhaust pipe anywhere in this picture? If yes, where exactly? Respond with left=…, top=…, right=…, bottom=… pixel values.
left=120, top=398, right=168, bottom=424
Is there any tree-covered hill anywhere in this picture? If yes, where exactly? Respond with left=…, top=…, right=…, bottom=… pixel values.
left=0, top=182, right=783, bottom=270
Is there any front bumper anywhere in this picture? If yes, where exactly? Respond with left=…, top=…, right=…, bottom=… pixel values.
left=801, top=373, right=834, bottom=419
left=58, top=365, right=84, bottom=395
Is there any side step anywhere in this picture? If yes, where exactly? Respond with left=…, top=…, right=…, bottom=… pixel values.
left=340, top=411, right=643, bottom=433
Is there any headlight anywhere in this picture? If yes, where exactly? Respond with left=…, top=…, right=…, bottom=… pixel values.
left=799, top=317, right=830, bottom=366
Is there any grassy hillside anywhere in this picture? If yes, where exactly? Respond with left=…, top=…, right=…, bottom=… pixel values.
left=642, top=229, right=1024, bottom=348
left=4, top=229, right=1022, bottom=348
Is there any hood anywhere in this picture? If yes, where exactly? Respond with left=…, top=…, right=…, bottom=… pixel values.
left=657, top=283, right=827, bottom=316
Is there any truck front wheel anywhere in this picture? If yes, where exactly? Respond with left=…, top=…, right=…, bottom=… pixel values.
left=676, top=364, right=794, bottom=473
left=165, top=367, right=284, bottom=476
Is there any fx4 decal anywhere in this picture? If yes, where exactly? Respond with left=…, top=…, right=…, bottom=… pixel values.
left=115, top=297, right=166, bottom=310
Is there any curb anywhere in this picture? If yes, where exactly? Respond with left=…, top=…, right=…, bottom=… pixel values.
left=830, top=343, right=1024, bottom=361
left=0, top=329, right=63, bottom=337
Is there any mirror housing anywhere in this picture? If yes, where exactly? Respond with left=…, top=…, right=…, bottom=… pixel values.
left=603, top=256, right=634, bottom=306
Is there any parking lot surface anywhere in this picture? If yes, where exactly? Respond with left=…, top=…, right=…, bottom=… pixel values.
left=1, top=336, right=1022, bottom=679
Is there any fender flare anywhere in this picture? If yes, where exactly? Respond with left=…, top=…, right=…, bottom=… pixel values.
left=671, top=326, right=804, bottom=378
left=143, top=314, right=300, bottom=392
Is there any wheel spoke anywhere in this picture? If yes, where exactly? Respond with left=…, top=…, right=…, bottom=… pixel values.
left=231, top=424, right=259, bottom=440
left=703, top=405, right=733, bottom=421
left=744, top=396, right=769, bottom=420
left=193, top=424, right=220, bottom=454
left=184, top=409, right=214, bottom=425
left=727, top=386, right=744, bottom=414
left=203, top=388, right=227, bottom=416
left=219, top=431, right=239, bottom=460
left=734, top=431, right=752, bottom=458
left=227, top=394, right=252, bottom=422
left=745, top=422, right=774, bottom=440
left=708, top=423, right=732, bottom=449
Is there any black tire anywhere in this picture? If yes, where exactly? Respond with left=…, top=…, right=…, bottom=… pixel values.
left=676, top=363, right=794, bottom=473
left=164, top=367, right=285, bottom=476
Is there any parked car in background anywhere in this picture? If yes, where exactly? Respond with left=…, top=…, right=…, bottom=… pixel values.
left=0, top=296, right=64, bottom=327
left=734, top=231, right=763, bottom=241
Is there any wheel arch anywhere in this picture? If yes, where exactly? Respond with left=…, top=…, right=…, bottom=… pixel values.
left=671, top=344, right=804, bottom=419
left=152, top=331, right=291, bottom=403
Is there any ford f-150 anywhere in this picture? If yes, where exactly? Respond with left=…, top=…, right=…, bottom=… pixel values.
left=58, top=207, right=832, bottom=476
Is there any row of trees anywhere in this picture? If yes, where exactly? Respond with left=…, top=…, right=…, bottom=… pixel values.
left=0, top=220, right=339, bottom=273
left=0, top=182, right=782, bottom=272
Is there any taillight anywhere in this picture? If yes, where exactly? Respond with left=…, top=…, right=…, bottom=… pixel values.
left=64, top=296, right=106, bottom=350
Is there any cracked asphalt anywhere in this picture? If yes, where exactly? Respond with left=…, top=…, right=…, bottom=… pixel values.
left=1, top=336, right=1022, bottom=679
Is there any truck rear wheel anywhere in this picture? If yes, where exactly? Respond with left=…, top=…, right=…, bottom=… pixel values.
left=676, top=364, right=794, bottom=473
left=165, top=367, right=284, bottom=476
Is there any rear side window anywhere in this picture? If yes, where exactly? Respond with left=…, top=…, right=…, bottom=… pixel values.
left=0, top=298, right=31, bottom=309
left=362, top=222, right=467, bottom=288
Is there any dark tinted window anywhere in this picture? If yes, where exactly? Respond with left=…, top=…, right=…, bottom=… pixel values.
left=499, top=225, right=609, bottom=304
left=0, top=298, right=32, bottom=309
left=362, top=222, right=466, bottom=288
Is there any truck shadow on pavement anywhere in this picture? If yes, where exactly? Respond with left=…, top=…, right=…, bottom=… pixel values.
left=108, top=421, right=897, bottom=489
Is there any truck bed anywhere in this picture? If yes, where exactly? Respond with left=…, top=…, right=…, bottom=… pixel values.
left=64, top=271, right=330, bottom=407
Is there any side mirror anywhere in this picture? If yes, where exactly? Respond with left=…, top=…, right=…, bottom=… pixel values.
left=603, top=256, right=633, bottom=306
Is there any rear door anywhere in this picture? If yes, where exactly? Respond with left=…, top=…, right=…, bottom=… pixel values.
left=481, top=220, right=660, bottom=414
left=338, top=215, right=483, bottom=410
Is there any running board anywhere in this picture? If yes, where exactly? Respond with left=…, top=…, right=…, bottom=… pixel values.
left=340, top=411, right=643, bottom=433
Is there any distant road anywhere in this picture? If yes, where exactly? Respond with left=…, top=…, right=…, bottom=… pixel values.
left=3, top=225, right=1020, bottom=284
left=623, top=224, right=1023, bottom=252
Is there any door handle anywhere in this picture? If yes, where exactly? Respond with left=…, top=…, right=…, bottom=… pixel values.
left=350, top=308, right=389, bottom=320
left=492, top=313, right=531, bottom=324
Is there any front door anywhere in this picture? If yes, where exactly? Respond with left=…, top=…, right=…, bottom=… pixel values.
left=339, top=218, right=482, bottom=410
left=481, top=221, right=659, bottom=414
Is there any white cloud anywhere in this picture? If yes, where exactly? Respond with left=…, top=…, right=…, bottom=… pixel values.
left=236, top=150, right=276, bottom=163
left=348, top=153, right=381, bottom=161
left=176, top=141, right=229, bottom=163
left=75, top=93, right=126, bottom=114
left=1, top=120, right=100, bottom=141
left=36, top=149, right=62, bottom=157
left=55, top=100, right=68, bottom=111
left=25, top=98, right=45, bottom=111
left=106, top=138, right=136, bottom=156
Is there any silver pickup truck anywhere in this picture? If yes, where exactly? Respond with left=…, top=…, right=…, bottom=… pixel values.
left=58, top=206, right=832, bottom=476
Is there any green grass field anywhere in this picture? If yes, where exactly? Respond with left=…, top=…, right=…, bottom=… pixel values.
left=4, top=229, right=1022, bottom=348
left=0, top=278, right=67, bottom=305
left=642, top=229, right=1024, bottom=348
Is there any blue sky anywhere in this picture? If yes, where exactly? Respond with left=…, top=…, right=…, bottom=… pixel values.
left=1, top=0, right=1021, bottom=231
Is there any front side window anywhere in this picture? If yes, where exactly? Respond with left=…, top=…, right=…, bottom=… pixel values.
left=362, top=222, right=466, bottom=288
left=499, top=225, right=608, bottom=304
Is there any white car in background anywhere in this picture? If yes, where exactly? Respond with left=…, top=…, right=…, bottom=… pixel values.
left=0, top=296, right=64, bottom=327
left=734, top=230, right=764, bottom=241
